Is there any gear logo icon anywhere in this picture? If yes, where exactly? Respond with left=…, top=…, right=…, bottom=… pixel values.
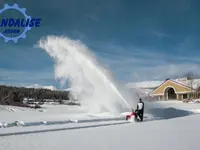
left=0, top=3, right=32, bottom=43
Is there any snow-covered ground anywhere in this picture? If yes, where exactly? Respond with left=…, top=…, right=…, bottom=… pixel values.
left=0, top=101, right=200, bottom=150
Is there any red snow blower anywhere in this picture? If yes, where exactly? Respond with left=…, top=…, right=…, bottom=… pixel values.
left=126, top=109, right=142, bottom=122
left=126, top=111, right=136, bottom=121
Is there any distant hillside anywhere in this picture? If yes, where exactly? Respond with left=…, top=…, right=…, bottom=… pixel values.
left=26, top=84, right=57, bottom=91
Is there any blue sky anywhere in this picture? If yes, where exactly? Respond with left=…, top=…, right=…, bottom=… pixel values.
left=0, top=0, right=200, bottom=88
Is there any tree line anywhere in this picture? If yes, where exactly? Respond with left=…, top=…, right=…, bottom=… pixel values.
left=0, top=85, right=70, bottom=103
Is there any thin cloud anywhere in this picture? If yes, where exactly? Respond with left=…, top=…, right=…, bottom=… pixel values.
left=85, top=14, right=99, bottom=22
left=131, top=64, right=200, bottom=82
left=1, top=38, right=199, bottom=86
left=92, top=43, right=200, bottom=82
left=151, top=30, right=169, bottom=38
left=0, top=68, right=54, bottom=85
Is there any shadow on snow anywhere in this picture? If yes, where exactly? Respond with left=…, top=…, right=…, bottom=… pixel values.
left=146, top=107, right=194, bottom=120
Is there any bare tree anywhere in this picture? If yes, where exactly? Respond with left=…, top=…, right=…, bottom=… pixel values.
left=183, top=72, right=195, bottom=99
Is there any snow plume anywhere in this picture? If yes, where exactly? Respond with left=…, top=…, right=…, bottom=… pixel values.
left=38, top=36, right=131, bottom=113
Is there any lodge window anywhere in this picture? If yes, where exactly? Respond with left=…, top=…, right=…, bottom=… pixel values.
left=183, top=94, right=187, bottom=99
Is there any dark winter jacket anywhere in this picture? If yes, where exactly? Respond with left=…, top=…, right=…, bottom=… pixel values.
left=136, top=101, right=144, bottom=112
